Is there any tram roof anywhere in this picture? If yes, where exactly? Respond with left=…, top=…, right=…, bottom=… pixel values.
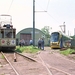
left=0, top=27, right=16, bottom=29
left=51, top=31, right=73, bottom=39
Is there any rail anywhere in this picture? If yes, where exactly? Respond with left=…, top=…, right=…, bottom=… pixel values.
left=1, top=52, right=20, bottom=75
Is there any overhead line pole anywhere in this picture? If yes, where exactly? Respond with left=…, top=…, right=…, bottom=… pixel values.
left=33, top=0, right=47, bottom=46
left=33, top=0, right=35, bottom=46
left=60, top=22, right=66, bottom=34
left=63, top=22, right=66, bottom=34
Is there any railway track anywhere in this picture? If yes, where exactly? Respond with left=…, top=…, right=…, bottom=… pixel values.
left=16, top=50, right=72, bottom=75
left=1, top=52, right=20, bottom=75
left=36, top=49, right=75, bottom=75
left=15, top=51, right=36, bottom=62
left=0, top=51, right=53, bottom=75
left=0, top=48, right=75, bottom=75
left=0, top=51, right=37, bottom=75
left=15, top=50, right=68, bottom=75
left=38, top=55, right=71, bottom=75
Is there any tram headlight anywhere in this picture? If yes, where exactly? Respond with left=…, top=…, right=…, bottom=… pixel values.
left=57, top=42, right=59, bottom=45
left=50, top=42, right=53, bottom=45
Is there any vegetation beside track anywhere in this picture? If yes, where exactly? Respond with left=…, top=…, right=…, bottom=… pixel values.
left=16, top=46, right=40, bottom=53
left=60, top=48, right=75, bottom=55
left=16, top=46, right=75, bottom=56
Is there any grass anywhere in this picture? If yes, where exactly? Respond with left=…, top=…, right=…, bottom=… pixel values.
left=1, top=55, right=4, bottom=59
left=0, top=55, right=4, bottom=59
left=16, top=46, right=40, bottom=53
left=60, top=48, right=75, bottom=55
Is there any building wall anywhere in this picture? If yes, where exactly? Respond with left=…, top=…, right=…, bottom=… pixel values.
left=16, top=28, right=49, bottom=46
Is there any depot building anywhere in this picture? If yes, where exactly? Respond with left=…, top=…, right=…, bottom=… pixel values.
left=16, top=28, right=49, bottom=46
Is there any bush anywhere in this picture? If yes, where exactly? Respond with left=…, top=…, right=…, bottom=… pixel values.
left=16, top=46, right=39, bottom=53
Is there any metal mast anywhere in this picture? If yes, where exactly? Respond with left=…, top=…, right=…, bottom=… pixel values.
left=33, top=0, right=35, bottom=46
left=60, top=22, right=66, bottom=34
left=74, top=28, right=75, bottom=35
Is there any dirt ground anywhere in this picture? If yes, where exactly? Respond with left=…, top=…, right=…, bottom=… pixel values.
left=23, top=47, right=75, bottom=61
left=22, top=47, right=75, bottom=75
left=0, top=47, right=75, bottom=75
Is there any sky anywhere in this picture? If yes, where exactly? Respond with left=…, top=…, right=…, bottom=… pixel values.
left=0, top=0, right=75, bottom=36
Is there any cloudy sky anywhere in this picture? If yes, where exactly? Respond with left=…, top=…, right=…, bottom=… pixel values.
left=0, top=0, right=75, bottom=36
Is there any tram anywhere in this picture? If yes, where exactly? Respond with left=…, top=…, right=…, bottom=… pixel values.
left=50, top=31, right=72, bottom=49
left=0, top=14, right=16, bottom=50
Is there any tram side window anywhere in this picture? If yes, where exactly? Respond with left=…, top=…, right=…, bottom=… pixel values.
left=13, top=32, right=15, bottom=38
left=0, top=33, right=2, bottom=38
left=1, top=31, right=4, bottom=38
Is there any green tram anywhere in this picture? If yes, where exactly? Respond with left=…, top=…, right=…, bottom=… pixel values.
left=50, top=31, right=72, bottom=49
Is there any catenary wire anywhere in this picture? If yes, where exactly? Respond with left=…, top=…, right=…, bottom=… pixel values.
left=7, top=0, right=14, bottom=13
left=46, top=0, right=50, bottom=11
left=7, top=0, right=60, bottom=24
left=36, top=0, right=60, bottom=23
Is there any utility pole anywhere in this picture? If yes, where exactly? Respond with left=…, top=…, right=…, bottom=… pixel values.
left=33, top=0, right=47, bottom=46
left=74, top=28, right=75, bottom=36
left=63, top=22, right=66, bottom=33
left=33, top=0, right=35, bottom=46
left=68, top=30, right=69, bottom=36
left=60, top=22, right=66, bottom=34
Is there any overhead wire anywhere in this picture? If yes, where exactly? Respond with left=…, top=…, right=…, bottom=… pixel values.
left=35, top=1, right=47, bottom=12
left=7, top=0, right=60, bottom=23
left=35, top=0, right=60, bottom=23
left=46, top=12, right=60, bottom=23
left=7, top=0, right=14, bottom=13
left=46, top=0, right=50, bottom=11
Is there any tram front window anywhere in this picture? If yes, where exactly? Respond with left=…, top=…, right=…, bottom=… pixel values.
left=5, top=30, right=13, bottom=38
left=50, top=32, right=59, bottom=42
left=6, top=32, right=12, bottom=38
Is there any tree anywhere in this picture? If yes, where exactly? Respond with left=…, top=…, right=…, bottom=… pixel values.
left=41, top=26, right=51, bottom=38
left=41, top=26, right=52, bottom=46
